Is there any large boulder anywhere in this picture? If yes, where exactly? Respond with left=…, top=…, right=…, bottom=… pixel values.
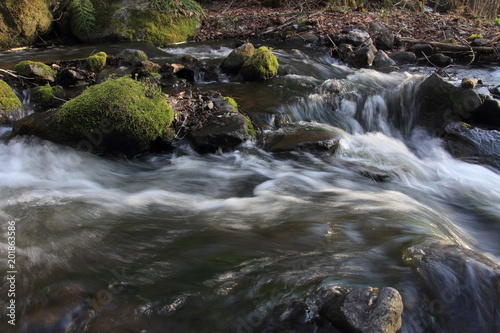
left=0, top=0, right=52, bottom=50
left=68, top=0, right=203, bottom=46
left=240, top=46, right=279, bottom=81
left=321, top=287, right=404, bottom=333
left=0, top=80, right=22, bottom=124
left=12, top=77, right=174, bottom=156
left=415, top=74, right=482, bottom=133
left=221, top=42, right=255, bottom=74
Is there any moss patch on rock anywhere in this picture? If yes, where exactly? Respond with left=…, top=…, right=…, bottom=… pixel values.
left=223, top=96, right=238, bottom=111
left=31, top=85, right=64, bottom=111
left=0, top=0, right=52, bottom=50
left=240, top=46, right=279, bottom=81
left=14, top=60, right=55, bottom=82
left=0, top=80, right=22, bottom=124
left=52, top=76, right=174, bottom=155
left=86, top=51, right=107, bottom=72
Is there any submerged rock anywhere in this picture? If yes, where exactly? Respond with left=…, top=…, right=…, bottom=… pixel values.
left=262, top=121, right=341, bottom=154
left=0, top=80, right=23, bottom=124
left=321, top=287, right=403, bottom=333
left=240, top=46, right=279, bottom=81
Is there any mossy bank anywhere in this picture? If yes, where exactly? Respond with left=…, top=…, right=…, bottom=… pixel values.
left=69, top=0, right=203, bottom=46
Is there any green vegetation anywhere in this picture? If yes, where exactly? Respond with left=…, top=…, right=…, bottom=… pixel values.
left=126, top=10, right=201, bottom=46
left=86, top=51, right=107, bottom=71
left=223, top=96, right=238, bottom=111
left=149, top=0, right=205, bottom=19
left=31, top=85, right=63, bottom=107
left=66, top=0, right=96, bottom=37
left=240, top=47, right=279, bottom=81
left=0, top=80, right=22, bottom=123
left=53, top=76, right=174, bottom=154
left=14, top=60, right=55, bottom=81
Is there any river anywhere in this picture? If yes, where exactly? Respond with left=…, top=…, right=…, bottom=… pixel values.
left=0, top=41, right=499, bottom=332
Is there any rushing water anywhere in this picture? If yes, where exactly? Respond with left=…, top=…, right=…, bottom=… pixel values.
left=0, top=42, right=499, bottom=333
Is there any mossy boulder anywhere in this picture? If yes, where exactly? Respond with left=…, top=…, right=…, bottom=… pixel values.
left=117, top=49, right=149, bottom=63
left=0, top=0, right=52, bottom=50
left=31, top=85, right=65, bottom=111
left=240, top=47, right=279, bottom=81
left=0, top=80, right=22, bottom=124
left=50, top=76, right=174, bottom=155
left=14, top=60, right=55, bottom=82
left=221, top=43, right=255, bottom=74
left=71, top=0, right=203, bottom=46
left=86, top=52, right=107, bottom=72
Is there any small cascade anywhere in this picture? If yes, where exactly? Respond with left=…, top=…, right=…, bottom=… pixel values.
left=281, top=70, right=424, bottom=138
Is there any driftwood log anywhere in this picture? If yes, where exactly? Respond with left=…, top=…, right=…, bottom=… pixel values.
left=399, top=37, right=499, bottom=54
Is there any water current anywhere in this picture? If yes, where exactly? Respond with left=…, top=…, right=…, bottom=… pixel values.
left=0, top=41, right=499, bottom=332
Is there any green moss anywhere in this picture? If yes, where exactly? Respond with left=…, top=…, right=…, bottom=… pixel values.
left=223, top=96, right=238, bottom=111
left=86, top=51, right=107, bottom=72
left=125, top=10, right=201, bottom=46
left=14, top=60, right=55, bottom=81
left=0, top=80, right=22, bottom=121
left=53, top=76, right=174, bottom=154
left=246, top=117, right=256, bottom=137
left=31, top=85, right=63, bottom=107
left=240, top=47, right=279, bottom=81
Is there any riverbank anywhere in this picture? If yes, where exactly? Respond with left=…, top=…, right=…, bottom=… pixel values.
left=194, top=1, right=499, bottom=63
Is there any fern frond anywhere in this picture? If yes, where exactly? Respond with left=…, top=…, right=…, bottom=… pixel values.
left=67, top=0, right=96, bottom=37
left=149, top=0, right=205, bottom=19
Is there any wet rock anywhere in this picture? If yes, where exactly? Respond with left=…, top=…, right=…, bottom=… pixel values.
left=160, top=63, right=185, bottom=75
left=221, top=42, right=255, bottom=74
left=10, top=109, right=58, bottom=141
left=373, top=51, right=396, bottom=68
left=408, top=43, right=434, bottom=57
left=443, top=122, right=500, bottom=169
left=14, top=60, right=55, bottom=83
left=262, top=122, right=341, bottom=154
left=176, top=66, right=196, bottom=82
left=55, top=67, right=95, bottom=87
left=321, top=287, right=403, bottom=333
left=0, top=80, right=23, bottom=124
left=117, top=49, right=149, bottom=63
left=415, top=73, right=482, bottom=133
left=332, top=29, right=372, bottom=47
left=427, top=53, right=453, bottom=67
left=468, top=98, right=500, bottom=129
left=403, top=243, right=500, bottom=332
left=369, top=23, right=394, bottom=50
left=460, top=77, right=478, bottom=89
left=188, top=111, right=254, bottom=154
left=351, top=42, right=378, bottom=68
left=388, top=51, right=416, bottom=65
left=131, top=60, right=160, bottom=79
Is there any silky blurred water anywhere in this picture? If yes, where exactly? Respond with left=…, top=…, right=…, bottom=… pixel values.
left=0, top=42, right=499, bottom=333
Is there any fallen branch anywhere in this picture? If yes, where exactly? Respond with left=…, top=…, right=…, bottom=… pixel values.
left=263, top=11, right=322, bottom=35
left=0, top=68, right=34, bottom=80
left=399, top=37, right=498, bottom=53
